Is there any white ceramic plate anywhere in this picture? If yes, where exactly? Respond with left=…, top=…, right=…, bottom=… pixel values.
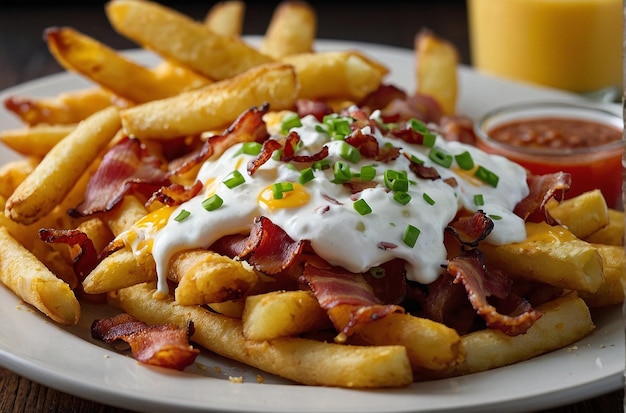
left=0, top=39, right=623, bottom=413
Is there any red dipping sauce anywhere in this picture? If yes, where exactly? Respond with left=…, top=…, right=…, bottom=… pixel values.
left=475, top=102, right=624, bottom=208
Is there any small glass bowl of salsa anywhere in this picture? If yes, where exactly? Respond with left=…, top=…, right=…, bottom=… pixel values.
left=474, top=101, right=624, bottom=208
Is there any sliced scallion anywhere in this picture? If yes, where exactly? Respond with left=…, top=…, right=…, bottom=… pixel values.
left=353, top=198, right=372, bottom=215
left=340, top=141, right=361, bottom=163
left=402, top=224, right=420, bottom=248
left=202, top=194, right=223, bottom=211
left=428, top=147, right=453, bottom=168
left=174, top=209, right=191, bottom=222
left=393, top=191, right=411, bottom=205
left=422, top=193, right=435, bottom=205
left=298, top=167, right=315, bottom=184
left=474, top=193, right=485, bottom=206
left=222, top=170, right=245, bottom=189
left=474, top=165, right=499, bottom=187
left=454, top=151, right=474, bottom=170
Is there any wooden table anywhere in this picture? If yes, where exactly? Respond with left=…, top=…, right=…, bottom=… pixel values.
left=0, top=1, right=623, bottom=412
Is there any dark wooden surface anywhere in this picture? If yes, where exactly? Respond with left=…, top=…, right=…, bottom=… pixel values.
left=0, top=1, right=623, bottom=412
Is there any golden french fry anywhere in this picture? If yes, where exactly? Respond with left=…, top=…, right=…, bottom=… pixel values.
left=548, top=189, right=610, bottom=239
left=207, top=299, right=246, bottom=318
left=204, top=1, right=246, bottom=37
left=430, top=292, right=594, bottom=377
left=118, top=282, right=413, bottom=387
left=0, top=158, right=38, bottom=199
left=82, top=247, right=154, bottom=294
left=0, top=124, right=75, bottom=158
left=151, top=60, right=212, bottom=91
left=260, top=1, right=317, bottom=59
left=0, top=226, right=80, bottom=325
left=5, top=106, right=121, bottom=225
left=106, top=0, right=274, bottom=80
left=585, top=209, right=624, bottom=246
left=282, top=51, right=388, bottom=101
left=170, top=249, right=259, bottom=305
left=578, top=244, right=625, bottom=307
left=480, top=222, right=604, bottom=293
left=354, top=313, right=464, bottom=372
left=120, top=62, right=298, bottom=139
left=415, top=28, right=459, bottom=114
left=102, top=195, right=149, bottom=236
left=242, top=290, right=331, bottom=341
left=4, top=87, right=119, bottom=126
left=46, top=27, right=196, bottom=103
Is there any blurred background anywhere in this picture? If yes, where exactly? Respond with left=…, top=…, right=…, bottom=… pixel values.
left=0, top=1, right=470, bottom=91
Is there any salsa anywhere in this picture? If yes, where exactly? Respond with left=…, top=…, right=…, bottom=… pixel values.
left=488, top=118, right=622, bottom=149
left=476, top=116, right=624, bottom=208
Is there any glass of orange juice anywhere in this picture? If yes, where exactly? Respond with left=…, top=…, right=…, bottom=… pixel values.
left=467, top=0, right=623, bottom=94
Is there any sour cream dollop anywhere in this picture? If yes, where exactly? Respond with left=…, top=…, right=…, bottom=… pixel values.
left=147, top=111, right=529, bottom=294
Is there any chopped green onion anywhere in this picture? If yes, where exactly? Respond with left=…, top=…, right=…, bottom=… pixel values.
left=359, top=165, right=376, bottom=181
left=474, top=194, right=485, bottom=206
left=353, top=198, right=372, bottom=215
left=272, top=182, right=294, bottom=199
left=428, top=147, right=453, bottom=168
left=280, top=112, right=302, bottom=134
left=369, top=266, right=386, bottom=279
left=384, top=169, right=409, bottom=192
left=174, top=209, right=191, bottom=222
left=271, top=149, right=283, bottom=161
left=202, top=194, right=223, bottom=211
left=422, top=193, right=435, bottom=205
left=332, top=161, right=352, bottom=183
left=340, top=142, right=361, bottom=163
left=393, top=191, right=412, bottom=205
left=222, top=170, right=245, bottom=189
left=454, top=151, right=474, bottom=170
left=409, top=154, right=424, bottom=165
left=312, top=159, right=331, bottom=170
left=402, top=224, right=420, bottom=248
left=323, top=114, right=353, bottom=140
left=474, top=165, right=499, bottom=187
left=489, top=214, right=503, bottom=220
left=298, top=167, right=315, bottom=184
left=409, top=119, right=436, bottom=147
left=242, top=142, right=262, bottom=155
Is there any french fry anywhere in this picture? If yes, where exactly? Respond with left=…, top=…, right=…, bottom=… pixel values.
left=415, top=28, right=459, bottom=114
left=120, top=62, right=298, bottom=139
left=578, top=244, right=625, bottom=307
left=117, top=282, right=414, bottom=387
left=242, top=290, right=331, bottom=341
left=585, top=209, right=624, bottom=246
left=106, top=0, right=274, bottom=80
left=82, top=247, right=154, bottom=294
left=204, top=1, right=246, bottom=37
left=5, top=106, right=121, bottom=225
left=102, top=195, right=149, bottom=236
left=260, top=1, right=317, bottom=59
left=548, top=189, right=609, bottom=239
left=353, top=313, right=465, bottom=372
left=151, top=60, right=212, bottom=91
left=170, top=249, right=259, bottom=305
left=0, top=226, right=80, bottom=325
left=480, top=222, right=604, bottom=293
left=0, top=158, right=38, bottom=199
left=0, top=124, right=75, bottom=158
left=46, top=27, right=199, bottom=103
left=428, top=292, right=594, bottom=378
left=281, top=51, right=388, bottom=101
left=4, top=87, right=119, bottom=126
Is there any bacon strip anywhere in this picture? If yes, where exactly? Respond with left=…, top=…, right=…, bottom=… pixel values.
left=514, top=171, right=571, bottom=225
left=70, top=137, right=169, bottom=217
left=447, top=250, right=542, bottom=336
left=38, top=228, right=98, bottom=279
left=300, top=264, right=404, bottom=341
left=92, top=313, right=199, bottom=371
left=446, top=210, right=494, bottom=247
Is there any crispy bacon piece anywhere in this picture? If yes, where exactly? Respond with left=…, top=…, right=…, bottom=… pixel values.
left=92, top=313, right=199, bottom=371
left=146, top=180, right=203, bottom=208
left=247, top=134, right=329, bottom=176
left=295, top=99, right=333, bottom=122
left=514, top=171, right=571, bottom=224
left=69, top=137, right=170, bottom=217
left=446, top=210, right=494, bottom=247
left=345, top=129, right=379, bottom=159
left=447, top=250, right=542, bottom=336
left=437, top=115, right=477, bottom=145
left=38, top=228, right=98, bottom=279
left=300, top=264, right=404, bottom=341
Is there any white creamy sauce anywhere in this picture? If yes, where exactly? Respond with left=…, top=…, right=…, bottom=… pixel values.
left=147, top=112, right=529, bottom=294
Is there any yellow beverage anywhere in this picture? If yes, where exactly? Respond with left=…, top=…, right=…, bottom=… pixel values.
left=467, top=0, right=622, bottom=92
